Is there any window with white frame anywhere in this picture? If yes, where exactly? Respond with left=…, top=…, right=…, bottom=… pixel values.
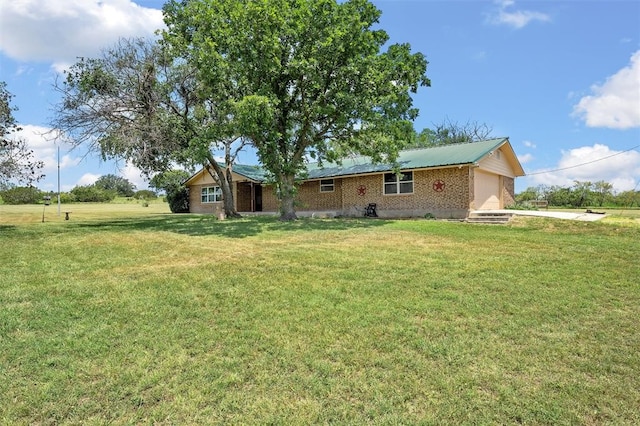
left=320, top=179, right=335, bottom=192
left=383, top=171, right=413, bottom=195
left=201, top=186, right=222, bottom=203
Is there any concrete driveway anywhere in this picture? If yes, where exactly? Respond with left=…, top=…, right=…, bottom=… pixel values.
left=477, top=210, right=607, bottom=222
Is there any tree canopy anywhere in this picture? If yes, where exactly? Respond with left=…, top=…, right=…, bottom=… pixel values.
left=1, top=82, right=43, bottom=188
left=149, top=169, right=190, bottom=195
left=51, top=38, right=245, bottom=217
left=94, top=174, right=136, bottom=197
left=410, top=119, right=494, bottom=148
left=162, top=0, right=430, bottom=220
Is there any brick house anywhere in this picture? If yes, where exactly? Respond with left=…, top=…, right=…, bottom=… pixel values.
left=184, top=138, right=525, bottom=219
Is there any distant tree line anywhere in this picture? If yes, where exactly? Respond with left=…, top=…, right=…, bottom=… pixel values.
left=0, top=174, right=157, bottom=205
left=517, top=181, right=639, bottom=208
left=409, top=119, right=494, bottom=148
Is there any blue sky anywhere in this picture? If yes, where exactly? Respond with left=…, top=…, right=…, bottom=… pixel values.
left=1, top=0, right=639, bottom=194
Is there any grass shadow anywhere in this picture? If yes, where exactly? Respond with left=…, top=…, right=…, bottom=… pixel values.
left=70, top=214, right=389, bottom=238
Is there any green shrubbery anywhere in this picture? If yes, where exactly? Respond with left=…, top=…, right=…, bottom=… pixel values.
left=166, top=188, right=189, bottom=213
left=134, top=189, right=157, bottom=200
left=150, top=170, right=190, bottom=213
left=70, top=185, right=117, bottom=202
left=0, top=186, right=42, bottom=204
left=517, top=181, right=639, bottom=208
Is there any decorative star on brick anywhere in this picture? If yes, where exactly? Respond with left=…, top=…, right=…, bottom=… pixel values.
left=433, top=180, right=445, bottom=192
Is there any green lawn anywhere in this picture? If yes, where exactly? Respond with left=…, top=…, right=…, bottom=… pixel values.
left=1, top=204, right=639, bottom=424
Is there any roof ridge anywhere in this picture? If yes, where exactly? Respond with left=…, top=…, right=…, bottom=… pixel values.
left=203, top=137, right=518, bottom=183
left=234, top=137, right=509, bottom=168
left=395, top=137, right=508, bottom=153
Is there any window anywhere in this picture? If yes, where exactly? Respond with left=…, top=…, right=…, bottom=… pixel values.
left=320, top=179, right=335, bottom=193
left=384, top=171, right=413, bottom=195
left=201, top=186, right=222, bottom=203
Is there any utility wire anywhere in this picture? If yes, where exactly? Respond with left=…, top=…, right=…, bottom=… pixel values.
left=526, top=144, right=640, bottom=176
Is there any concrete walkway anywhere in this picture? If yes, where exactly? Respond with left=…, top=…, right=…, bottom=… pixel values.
left=475, top=209, right=607, bottom=222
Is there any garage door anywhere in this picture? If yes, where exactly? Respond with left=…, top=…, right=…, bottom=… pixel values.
left=474, top=170, right=501, bottom=209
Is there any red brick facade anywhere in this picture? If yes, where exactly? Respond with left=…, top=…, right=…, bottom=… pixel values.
left=257, top=166, right=476, bottom=218
left=185, top=141, right=522, bottom=219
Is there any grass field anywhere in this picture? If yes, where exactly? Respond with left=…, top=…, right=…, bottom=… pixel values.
left=1, top=203, right=639, bottom=424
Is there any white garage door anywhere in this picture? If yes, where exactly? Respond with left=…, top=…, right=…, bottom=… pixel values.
left=474, top=170, right=501, bottom=210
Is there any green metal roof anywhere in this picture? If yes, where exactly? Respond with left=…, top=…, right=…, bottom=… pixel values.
left=230, top=138, right=522, bottom=182
left=305, top=138, right=511, bottom=179
left=232, top=164, right=268, bottom=182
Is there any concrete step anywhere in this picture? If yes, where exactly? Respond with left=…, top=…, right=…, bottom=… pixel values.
left=466, top=211, right=513, bottom=224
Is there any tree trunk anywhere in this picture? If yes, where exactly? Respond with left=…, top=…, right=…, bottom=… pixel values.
left=279, top=174, right=298, bottom=221
left=206, top=155, right=241, bottom=218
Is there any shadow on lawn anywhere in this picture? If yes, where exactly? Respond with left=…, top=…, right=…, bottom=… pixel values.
left=72, top=214, right=388, bottom=238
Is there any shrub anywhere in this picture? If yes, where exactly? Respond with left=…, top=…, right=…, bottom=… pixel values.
left=0, top=186, right=42, bottom=204
left=134, top=189, right=157, bottom=200
left=70, top=185, right=117, bottom=202
left=166, top=188, right=189, bottom=213
left=59, top=192, right=76, bottom=203
left=42, top=192, right=76, bottom=204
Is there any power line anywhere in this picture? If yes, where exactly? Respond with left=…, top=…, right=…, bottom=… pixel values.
left=526, top=144, right=640, bottom=176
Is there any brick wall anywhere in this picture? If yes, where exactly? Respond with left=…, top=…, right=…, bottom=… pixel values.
left=295, top=180, right=344, bottom=210
left=261, top=186, right=279, bottom=212
left=340, top=167, right=471, bottom=218
left=240, top=166, right=507, bottom=219
left=188, top=184, right=222, bottom=214
left=503, top=176, right=515, bottom=207
left=257, top=167, right=473, bottom=218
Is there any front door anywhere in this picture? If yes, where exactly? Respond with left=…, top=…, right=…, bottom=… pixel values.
left=254, top=185, right=262, bottom=212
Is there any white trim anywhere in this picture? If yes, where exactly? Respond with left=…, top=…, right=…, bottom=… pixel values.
left=201, top=186, right=222, bottom=203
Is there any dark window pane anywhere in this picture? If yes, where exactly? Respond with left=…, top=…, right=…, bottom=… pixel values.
left=384, top=183, right=397, bottom=194
left=399, top=182, right=413, bottom=193
left=384, top=173, right=397, bottom=183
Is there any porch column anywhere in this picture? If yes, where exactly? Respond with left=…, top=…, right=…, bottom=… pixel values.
left=251, top=183, right=255, bottom=212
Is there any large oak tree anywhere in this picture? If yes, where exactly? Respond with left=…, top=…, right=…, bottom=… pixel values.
left=52, top=38, right=246, bottom=217
left=162, top=0, right=430, bottom=220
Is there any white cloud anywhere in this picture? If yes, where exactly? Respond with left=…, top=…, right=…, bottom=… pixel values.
left=522, top=140, right=536, bottom=149
left=518, top=153, right=534, bottom=164
left=0, top=0, right=164, bottom=69
left=572, top=50, right=640, bottom=130
left=528, top=144, right=640, bottom=192
left=77, top=173, right=100, bottom=186
left=488, top=0, right=550, bottom=29
left=119, top=163, right=149, bottom=190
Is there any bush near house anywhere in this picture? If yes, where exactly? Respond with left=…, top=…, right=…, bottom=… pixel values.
left=166, top=187, right=189, bottom=213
